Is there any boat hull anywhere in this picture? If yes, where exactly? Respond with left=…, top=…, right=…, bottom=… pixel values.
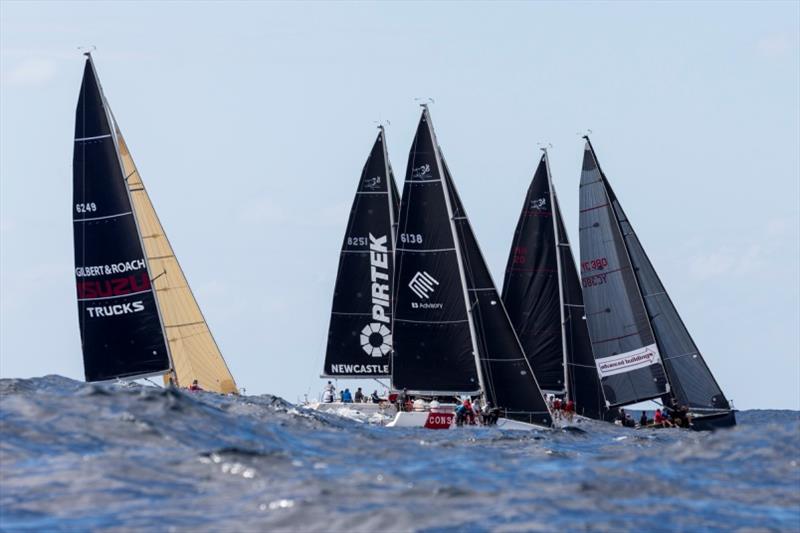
left=690, top=410, right=737, bottom=431
left=386, top=411, right=548, bottom=431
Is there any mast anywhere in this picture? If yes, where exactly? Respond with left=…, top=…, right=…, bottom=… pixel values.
left=379, top=125, right=397, bottom=254
left=423, top=105, right=487, bottom=401
left=542, top=148, right=570, bottom=402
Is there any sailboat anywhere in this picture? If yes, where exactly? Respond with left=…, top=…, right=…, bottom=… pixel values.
left=73, top=54, right=238, bottom=394
left=312, top=127, right=400, bottom=415
left=578, top=137, right=735, bottom=430
left=502, top=149, right=607, bottom=421
left=389, top=106, right=553, bottom=429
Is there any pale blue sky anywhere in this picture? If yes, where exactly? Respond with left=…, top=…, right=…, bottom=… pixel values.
left=1, top=1, right=798, bottom=409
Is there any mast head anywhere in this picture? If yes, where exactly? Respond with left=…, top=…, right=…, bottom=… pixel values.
left=373, top=119, right=390, bottom=136
left=414, top=97, right=435, bottom=113
left=78, top=45, right=96, bottom=58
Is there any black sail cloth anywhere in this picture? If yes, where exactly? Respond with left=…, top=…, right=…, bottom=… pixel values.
left=592, top=145, right=733, bottom=418
left=443, top=161, right=552, bottom=426
left=73, top=58, right=170, bottom=381
left=392, top=107, right=552, bottom=427
left=503, top=155, right=605, bottom=420
left=502, top=158, right=564, bottom=393
left=391, top=110, right=480, bottom=394
left=324, top=129, right=399, bottom=377
left=578, top=140, right=669, bottom=407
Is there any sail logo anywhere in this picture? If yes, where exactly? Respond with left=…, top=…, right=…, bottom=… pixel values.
left=76, top=259, right=146, bottom=278
left=360, top=323, right=392, bottom=358
left=409, top=271, right=439, bottom=299
left=530, top=198, right=547, bottom=211
left=369, top=233, right=391, bottom=325
left=364, top=233, right=392, bottom=358
left=595, top=344, right=662, bottom=378
left=411, top=164, right=432, bottom=179
left=86, top=300, right=145, bottom=318
left=77, top=273, right=151, bottom=299
left=363, top=176, right=382, bottom=190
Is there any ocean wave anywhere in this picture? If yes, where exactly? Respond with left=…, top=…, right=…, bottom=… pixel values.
left=1, top=376, right=798, bottom=532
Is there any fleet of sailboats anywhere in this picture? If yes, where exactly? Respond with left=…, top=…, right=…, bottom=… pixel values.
left=70, top=56, right=733, bottom=430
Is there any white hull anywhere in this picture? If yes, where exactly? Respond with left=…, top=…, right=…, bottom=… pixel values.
left=304, top=401, right=394, bottom=424
left=386, top=410, right=549, bottom=431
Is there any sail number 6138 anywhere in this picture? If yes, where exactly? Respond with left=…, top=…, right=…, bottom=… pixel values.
left=400, top=233, right=423, bottom=244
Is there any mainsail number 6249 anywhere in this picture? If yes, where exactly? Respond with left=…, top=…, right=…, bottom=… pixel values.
left=75, top=203, right=97, bottom=213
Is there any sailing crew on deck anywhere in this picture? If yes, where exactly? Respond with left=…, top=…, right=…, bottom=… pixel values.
left=354, top=388, right=364, bottom=403
left=323, top=381, right=336, bottom=403
left=640, top=411, right=649, bottom=427
left=564, top=399, right=575, bottom=422
left=371, top=390, right=381, bottom=403
left=188, top=379, right=202, bottom=392
left=397, top=389, right=409, bottom=412
left=462, top=398, right=476, bottom=425
left=342, top=388, right=353, bottom=403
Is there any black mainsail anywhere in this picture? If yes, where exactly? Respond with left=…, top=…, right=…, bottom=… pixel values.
left=502, top=152, right=605, bottom=420
left=392, top=107, right=551, bottom=427
left=579, top=138, right=669, bottom=407
left=73, top=55, right=238, bottom=393
left=324, top=127, right=399, bottom=377
left=581, top=138, right=734, bottom=426
left=73, top=56, right=170, bottom=381
left=392, top=108, right=480, bottom=394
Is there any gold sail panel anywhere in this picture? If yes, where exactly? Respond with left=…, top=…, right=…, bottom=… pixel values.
left=115, top=125, right=238, bottom=394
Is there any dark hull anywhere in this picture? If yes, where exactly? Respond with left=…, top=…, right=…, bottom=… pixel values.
left=690, top=411, right=737, bottom=431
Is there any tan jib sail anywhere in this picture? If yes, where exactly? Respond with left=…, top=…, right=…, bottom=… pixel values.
left=114, top=121, right=238, bottom=394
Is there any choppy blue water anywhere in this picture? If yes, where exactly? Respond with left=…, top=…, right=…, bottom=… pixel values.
left=1, top=376, right=798, bottom=532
